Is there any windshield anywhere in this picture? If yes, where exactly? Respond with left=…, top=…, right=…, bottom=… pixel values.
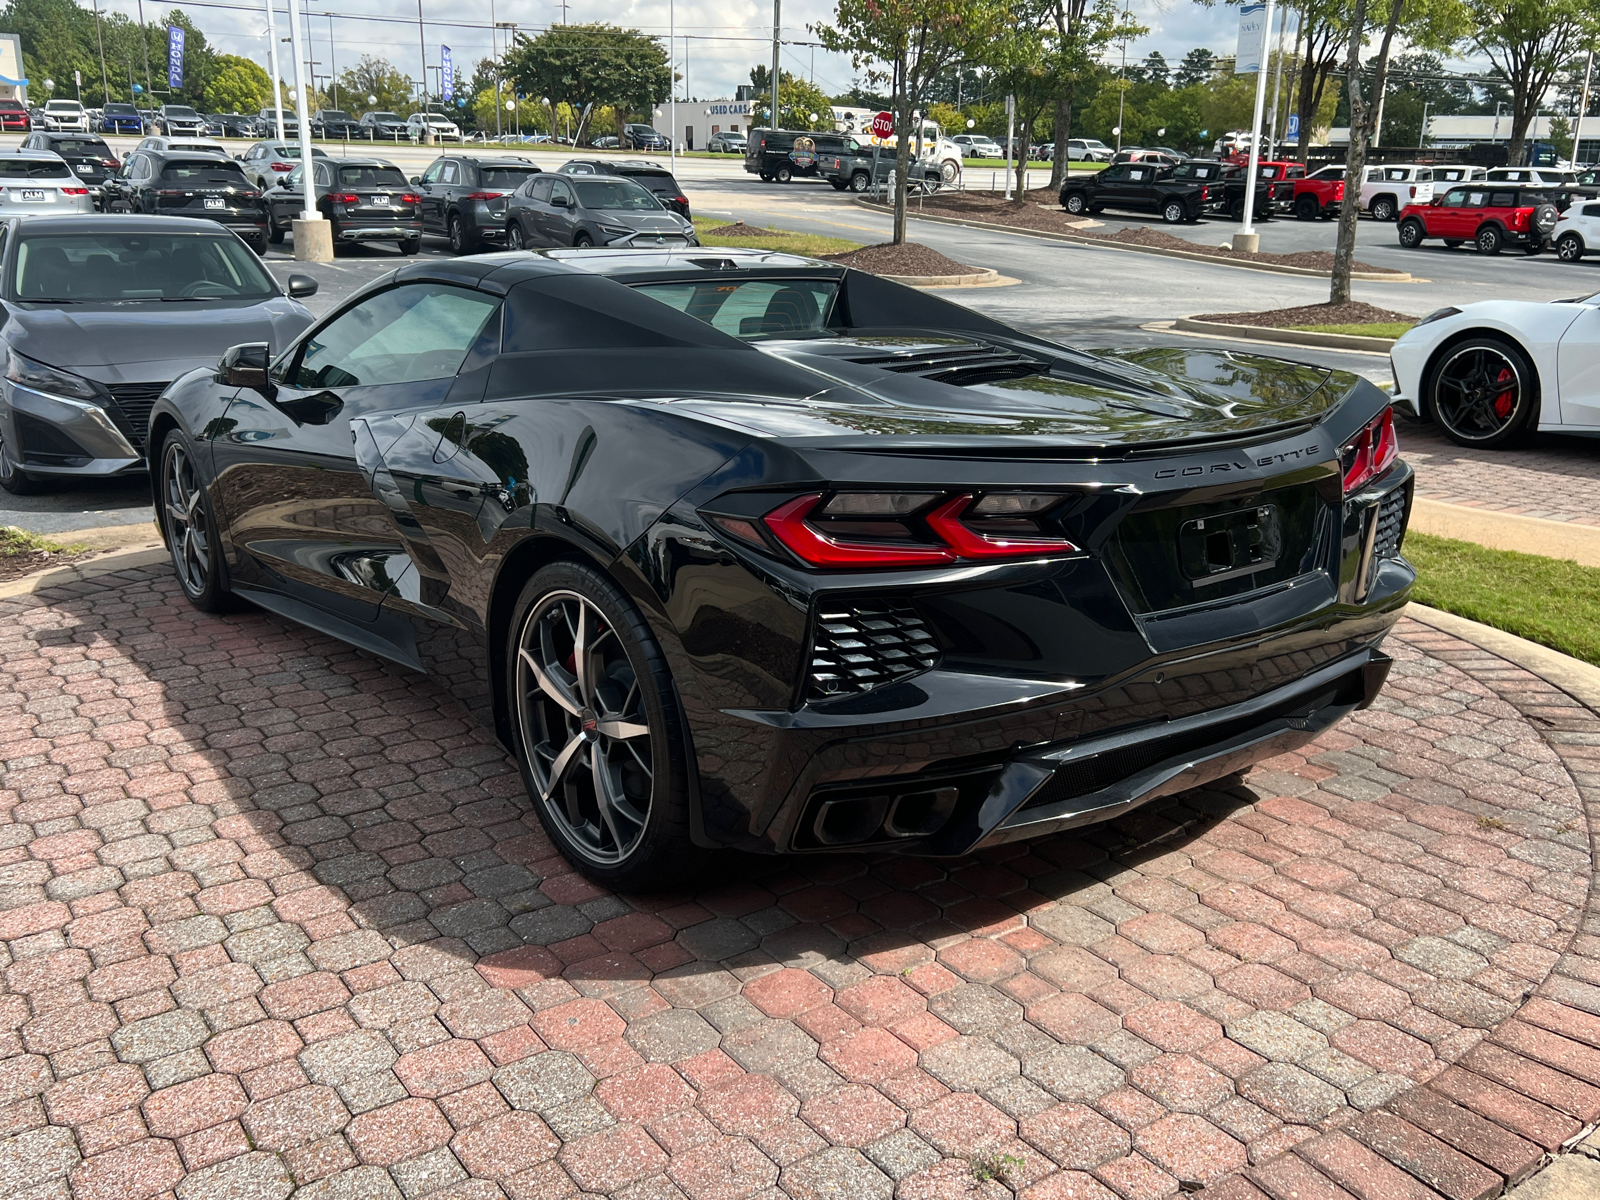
left=573, top=179, right=661, bottom=211
left=45, top=102, right=82, bottom=112
left=164, top=106, right=199, bottom=118
left=160, top=161, right=248, bottom=183
left=332, top=164, right=407, bottom=187
left=426, top=115, right=453, bottom=125
left=369, top=113, right=401, bottom=122
left=0, top=158, right=72, bottom=178
left=321, top=111, right=352, bottom=122
left=481, top=166, right=538, bottom=188
left=104, top=104, right=137, bottom=115
left=51, top=139, right=112, bottom=156
left=634, top=279, right=838, bottom=339
left=14, top=233, right=278, bottom=303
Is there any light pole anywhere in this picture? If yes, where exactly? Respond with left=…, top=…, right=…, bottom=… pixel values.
left=285, top=0, right=329, bottom=258
left=499, top=22, right=519, bottom=141
left=1574, top=51, right=1594, bottom=168
left=669, top=0, right=675, bottom=172
left=416, top=0, right=431, bottom=144
left=91, top=0, right=110, bottom=105
left=264, top=0, right=285, bottom=142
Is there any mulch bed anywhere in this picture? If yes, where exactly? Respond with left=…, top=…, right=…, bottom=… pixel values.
left=702, top=222, right=784, bottom=238
left=871, top=189, right=1406, bottom=276
left=1193, top=301, right=1418, bottom=328
left=0, top=545, right=98, bottom=584
left=820, top=241, right=978, bottom=276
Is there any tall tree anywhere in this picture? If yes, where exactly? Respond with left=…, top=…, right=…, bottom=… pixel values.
left=202, top=55, right=271, bottom=113
left=337, top=56, right=412, bottom=114
left=1173, top=46, right=1217, bottom=87
left=748, top=66, right=835, bottom=128
left=505, top=24, right=669, bottom=144
left=1141, top=50, right=1170, bottom=87
left=1331, top=0, right=1408, bottom=302
left=1044, top=0, right=1143, bottom=187
left=1289, top=0, right=1351, bottom=164
left=817, top=0, right=1008, bottom=243
left=1468, top=0, right=1596, bottom=165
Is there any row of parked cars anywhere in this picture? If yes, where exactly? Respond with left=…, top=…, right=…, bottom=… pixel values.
left=0, top=98, right=468, bottom=142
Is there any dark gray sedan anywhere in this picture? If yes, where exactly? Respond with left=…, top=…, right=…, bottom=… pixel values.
left=0, top=214, right=317, bottom=494
left=495, top=175, right=698, bottom=250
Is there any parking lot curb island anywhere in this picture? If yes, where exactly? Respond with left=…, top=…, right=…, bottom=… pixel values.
left=1404, top=600, right=1600, bottom=713
left=1174, top=315, right=1400, bottom=352
left=1408, top=498, right=1600, bottom=570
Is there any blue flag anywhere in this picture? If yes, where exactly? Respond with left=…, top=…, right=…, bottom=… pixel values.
left=441, top=45, right=454, bottom=104
left=167, top=26, right=184, bottom=90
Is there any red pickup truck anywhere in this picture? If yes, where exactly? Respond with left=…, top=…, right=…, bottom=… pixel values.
left=1273, top=164, right=1345, bottom=219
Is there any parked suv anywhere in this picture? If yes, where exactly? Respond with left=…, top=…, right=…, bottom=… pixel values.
left=155, top=105, right=206, bottom=137
left=265, top=157, right=420, bottom=253
left=1396, top=184, right=1560, bottom=255
left=0, top=99, right=31, bottom=132
left=1063, top=138, right=1113, bottom=162
left=1059, top=160, right=1211, bottom=223
left=20, top=132, right=120, bottom=207
left=1359, top=164, right=1434, bottom=222
left=557, top=159, right=690, bottom=217
left=39, top=100, right=89, bottom=133
left=953, top=134, right=1004, bottom=158
left=1172, top=159, right=1272, bottom=221
left=622, top=123, right=669, bottom=151
left=1550, top=200, right=1600, bottom=262
left=311, top=110, right=362, bottom=140
left=257, top=109, right=299, bottom=138
left=407, top=111, right=461, bottom=142
left=413, top=154, right=543, bottom=252
left=360, top=111, right=408, bottom=141
left=745, top=128, right=857, bottom=183
left=98, top=102, right=143, bottom=135
left=104, top=151, right=266, bottom=250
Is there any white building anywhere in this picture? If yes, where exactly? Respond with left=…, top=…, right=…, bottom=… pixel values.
left=662, top=99, right=755, bottom=151
left=0, top=35, right=27, bottom=104
left=1327, top=115, right=1559, bottom=147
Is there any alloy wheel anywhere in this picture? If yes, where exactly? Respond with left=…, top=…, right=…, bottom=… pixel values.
left=162, top=440, right=211, bottom=596
left=449, top=214, right=464, bottom=254
left=515, top=591, right=653, bottom=866
left=1558, top=234, right=1584, bottom=262
left=507, top=223, right=524, bottom=250
left=1433, top=344, right=1525, bottom=442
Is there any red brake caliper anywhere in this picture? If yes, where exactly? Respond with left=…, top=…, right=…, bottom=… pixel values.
left=1492, top=367, right=1515, bottom=418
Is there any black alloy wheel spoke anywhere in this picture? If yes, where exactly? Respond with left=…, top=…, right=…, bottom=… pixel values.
left=164, top=443, right=209, bottom=592
left=1437, top=347, right=1519, bottom=439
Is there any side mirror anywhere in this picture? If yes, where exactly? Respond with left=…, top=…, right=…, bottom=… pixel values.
left=551, top=194, right=569, bottom=207
left=285, top=273, right=318, bottom=299
left=221, top=341, right=270, bottom=389
left=410, top=175, right=421, bottom=185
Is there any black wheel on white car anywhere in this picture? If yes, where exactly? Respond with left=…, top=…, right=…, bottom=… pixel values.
left=1425, top=336, right=1539, bottom=449
left=1370, top=195, right=1396, bottom=222
left=1557, top=232, right=1586, bottom=262
left=507, top=562, right=700, bottom=888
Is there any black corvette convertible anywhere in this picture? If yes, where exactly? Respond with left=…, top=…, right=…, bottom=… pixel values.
left=147, top=247, right=1414, bottom=887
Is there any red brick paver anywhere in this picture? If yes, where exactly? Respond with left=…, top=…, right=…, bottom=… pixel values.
left=0, top=567, right=1597, bottom=1199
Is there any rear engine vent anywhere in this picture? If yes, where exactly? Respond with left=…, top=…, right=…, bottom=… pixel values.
left=843, top=343, right=1048, bottom=387
left=1373, top=485, right=1407, bottom=558
left=807, top=599, right=940, bottom=699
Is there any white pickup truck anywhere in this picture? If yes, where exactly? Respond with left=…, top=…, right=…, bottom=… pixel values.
left=1360, top=164, right=1435, bottom=221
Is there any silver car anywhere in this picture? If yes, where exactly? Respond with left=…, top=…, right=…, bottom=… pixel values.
left=495, top=175, right=698, bottom=250
left=0, top=152, right=94, bottom=215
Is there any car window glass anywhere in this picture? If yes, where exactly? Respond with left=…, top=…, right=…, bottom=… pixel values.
left=1443, top=189, right=1467, bottom=206
left=14, top=233, right=275, bottom=302
left=481, top=166, right=537, bottom=189
left=1585, top=203, right=1600, bottom=218
left=160, top=161, right=248, bottom=183
left=633, top=279, right=839, bottom=339
left=290, top=284, right=502, bottom=390
left=1384, top=168, right=1408, bottom=181
left=441, top=161, right=460, bottom=184
left=1467, top=191, right=1487, bottom=206
left=528, top=176, right=553, bottom=201
left=315, top=162, right=333, bottom=187
left=1416, top=168, right=1432, bottom=182
left=0, top=157, right=72, bottom=179
left=1103, top=165, right=1125, bottom=180
left=421, top=160, right=444, bottom=184
left=573, top=179, right=661, bottom=210
left=334, top=164, right=407, bottom=187
left=551, top=180, right=574, bottom=204
left=1490, top=191, right=1517, bottom=206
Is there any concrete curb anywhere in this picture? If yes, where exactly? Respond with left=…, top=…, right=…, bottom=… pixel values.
left=1404, top=601, right=1600, bottom=714
left=1141, top=319, right=1393, bottom=359
left=0, top=545, right=168, bottom=601
left=1173, top=316, right=1401, bottom=352
left=1409, top=498, right=1600, bottom=569
left=853, top=197, right=1414, bottom=282
left=877, top=266, right=1018, bottom=288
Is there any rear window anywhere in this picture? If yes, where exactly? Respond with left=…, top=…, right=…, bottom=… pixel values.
left=332, top=164, right=407, bottom=187
left=50, top=139, right=112, bottom=155
left=633, top=278, right=839, bottom=339
left=573, top=179, right=661, bottom=211
left=1173, top=163, right=1219, bottom=180
left=480, top=166, right=538, bottom=188
left=0, top=158, right=71, bottom=178
left=161, top=160, right=248, bottom=182
left=1489, top=191, right=1520, bottom=206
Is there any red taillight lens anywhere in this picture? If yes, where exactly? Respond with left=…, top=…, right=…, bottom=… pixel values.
left=156, top=189, right=185, bottom=196
left=674, top=195, right=688, bottom=205
left=764, top=494, right=955, bottom=568
left=400, top=193, right=421, bottom=204
left=924, top=495, right=1078, bottom=558
left=271, top=161, right=293, bottom=171
left=61, top=187, right=88, bottom=195
left=328, top=192, right=360, bottom=204
left=1341, top=408, right=1398, bottom=494
left=464, top=191, right=503, bottom=201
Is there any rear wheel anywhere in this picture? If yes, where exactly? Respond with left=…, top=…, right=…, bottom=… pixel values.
left=399, top=237, right=420, bottom=255
left=1295, top=194, right=1319, bottom=221
left=1370, top=195, right=1397, bottom=222
left=0, top=429, right=43, bottom=495
left=1558, top=232, right=1586, bottom=262
left=1397, top=218, right=1425, bottom=248
left=574, top=231, right=593, bottom=248
left=759, top=171, right=773, bottom=182
left=775, top=164, right=793, bottom=183
left=506, top=222, right=525, bottom=251
left=158, top=430, right=230, bottom=611
left=1425, top=336, right=1539, bottom=449
left=1162, top=199, right=1187, bottom=224
left=507, top=561, right=701, bottom=889
left=1476, top=224, right=1504, bottom=254
left=850, top=171, right=870, bottom=193
left=1062, top=190, right=1087, bottom=214
left=267, top=209, right=285, bottom=245
left=448, top=213, right=469, bottom=254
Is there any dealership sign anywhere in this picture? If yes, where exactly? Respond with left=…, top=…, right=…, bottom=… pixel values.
left=442, top=45, right=454, bottom=103
left=167, top=26, right=184, bottom=90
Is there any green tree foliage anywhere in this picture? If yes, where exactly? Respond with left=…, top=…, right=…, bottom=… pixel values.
left=1173, top=46, right=1217, bottom=87
left=1468, top=0, right=1597, bottom=164
left=1137, top=50, right=1169, bottom=87
left=336, top=55, right=413, bottom=115
left=203, top=54, right=270, bottom=114
left=748, top=65, right=834, bottom=129
left=504, top=24, right=669, bottom=144
left=816, top=0, right=1008, bottom=241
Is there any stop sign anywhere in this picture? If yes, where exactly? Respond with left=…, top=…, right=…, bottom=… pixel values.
left=871, top=111, right=895, bottom=139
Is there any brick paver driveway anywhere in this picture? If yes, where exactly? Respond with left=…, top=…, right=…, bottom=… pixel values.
left=2, top=563, right=1599, bottom=1200
left=1403, top=422, right=1600, bottom=527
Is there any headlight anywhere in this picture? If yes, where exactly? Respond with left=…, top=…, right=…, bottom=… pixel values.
left=5, top=349, right=102, bottom=402
left=599, top=224, right=634, bottom=236
left=1413, top=306, right=1460, bottom=329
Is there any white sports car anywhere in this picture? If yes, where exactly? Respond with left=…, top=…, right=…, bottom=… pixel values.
left=1389, top=295, right=1600, bottom=447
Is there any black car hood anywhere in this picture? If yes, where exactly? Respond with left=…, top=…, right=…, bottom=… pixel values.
left=655, top=333, right=1352, bottom=449
left=4, top=298, right=314, bottom=385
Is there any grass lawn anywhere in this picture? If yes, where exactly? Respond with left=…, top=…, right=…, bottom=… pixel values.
left=1405, top=532, right=1600, bottom=666
left=1292, top=321, right=1416, bottom=339
left=691, top=218, right=860, bottom=256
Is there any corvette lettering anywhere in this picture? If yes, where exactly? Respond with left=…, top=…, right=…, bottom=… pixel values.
left=1151, top=442, right=1322, bottom=479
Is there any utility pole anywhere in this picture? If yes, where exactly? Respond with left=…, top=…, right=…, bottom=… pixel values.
left=492, top=0, right=500, bottom=140
left=327, top=12, right=336, bottom=108
left=91, top=0, right=110, bottom=104
left=1575, top=51, right=1594, bottom=168
left=770, top=0, right=781, bottom=131
left=264, top=0, right=285, bottom=141
left=417, top=0, right=431, bottom=143
left=1265, top=3, right=1287, bottom=157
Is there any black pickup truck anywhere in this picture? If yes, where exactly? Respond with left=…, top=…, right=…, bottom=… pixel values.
left=1059, top=160, right=1213, bottom=223
left=1174, top=159, right=1274, bottom=221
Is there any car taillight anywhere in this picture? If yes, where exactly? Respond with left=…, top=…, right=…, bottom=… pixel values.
left=1408, top=185, right=1416, bottom=197
left=61, top=187, right=88, bottom=195
left=328, top=192, right=360, bottom=204
left=758, top=492, right=1077, bottom=569
left=271, top=161, right=293, bottom=171
left=156, top=189, right=185, bottom=196
left=464, top=191, right=503, bottom=201
left=673, top=195, right=688, bottom=206
left=400, top=193, right=420, bottom=204
left=1340, top=408, right=1398, bottom=495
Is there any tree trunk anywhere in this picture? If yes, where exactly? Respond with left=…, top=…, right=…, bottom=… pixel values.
left=1049, top=89, right=1072, bottom=188
left=1329, top=2, right=1372, bottom=305
left=893, top=52, right=911, bottom=244
left=1014, top=112, right=1034, bottom=200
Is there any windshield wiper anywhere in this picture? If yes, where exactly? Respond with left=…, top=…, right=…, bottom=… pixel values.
left=159, top=296, right=217, bottom=302
left=25, top=297, right=79, bottom=303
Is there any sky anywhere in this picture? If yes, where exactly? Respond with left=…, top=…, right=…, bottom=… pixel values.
left=89, top=0, right=1483, bottom=106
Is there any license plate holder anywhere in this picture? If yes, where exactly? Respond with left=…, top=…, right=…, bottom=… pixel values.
left=19, top=190, right=46, bottom=202
left=372, top=194, right=390, bottom=207
left=204, top=197, right=224, bottom=209
left=1178, top=505, right=1281, bottom=586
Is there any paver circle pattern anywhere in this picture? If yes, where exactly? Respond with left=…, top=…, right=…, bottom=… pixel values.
left=0, top=565, right=1596, bottom=1200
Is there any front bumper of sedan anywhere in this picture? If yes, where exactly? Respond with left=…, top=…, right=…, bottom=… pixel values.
left=601, top=228, right=700, bottom=248
left=2, top=382, right=145, bottom=477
